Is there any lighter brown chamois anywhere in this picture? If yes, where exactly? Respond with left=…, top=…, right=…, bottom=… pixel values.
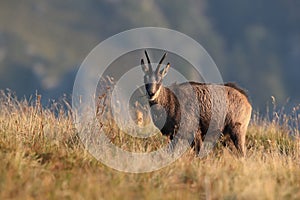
left=141, top=50, right=252, bottom=156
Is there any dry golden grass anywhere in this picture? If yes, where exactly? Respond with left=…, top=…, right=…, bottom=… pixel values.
left=0, top=91, right=299, bottom=200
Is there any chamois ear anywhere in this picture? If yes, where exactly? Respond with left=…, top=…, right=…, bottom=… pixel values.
left=141, top=59, right=149, bottom=73
left=160, top=63, right=170, bottom=78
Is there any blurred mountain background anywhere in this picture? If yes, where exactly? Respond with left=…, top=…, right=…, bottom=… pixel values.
left=0, top=0, right=299, bottom=113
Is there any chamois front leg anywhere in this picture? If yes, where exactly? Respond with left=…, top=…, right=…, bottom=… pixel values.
left=167, top=133, right=188, bottom=155
left=168, top=130, right=197, bottom=155
left=167, top=134, right=177, bottom=154
left=198, top=129, right=222, bottom=157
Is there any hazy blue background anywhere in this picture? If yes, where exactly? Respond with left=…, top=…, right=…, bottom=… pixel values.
left=0, top=0, right=299, bottom=113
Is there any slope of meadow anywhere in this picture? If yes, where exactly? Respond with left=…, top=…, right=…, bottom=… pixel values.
left=0, top=91, right=299, bottom=200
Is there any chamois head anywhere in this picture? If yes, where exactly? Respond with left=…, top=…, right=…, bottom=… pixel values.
left=141, top=50, right=170, bottom=102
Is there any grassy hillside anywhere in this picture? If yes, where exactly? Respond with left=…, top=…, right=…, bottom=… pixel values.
left=0, top=91, right=299, bottom=199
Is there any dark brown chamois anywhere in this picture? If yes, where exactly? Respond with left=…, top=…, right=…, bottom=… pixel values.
left=140, top=50, right=252, bottom=156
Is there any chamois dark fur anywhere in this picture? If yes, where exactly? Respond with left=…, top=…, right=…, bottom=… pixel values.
left=141, top=51, right=252, bottom=156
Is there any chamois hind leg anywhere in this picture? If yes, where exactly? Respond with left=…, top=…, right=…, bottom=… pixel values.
left=192, top=129, right=202, bottom=155
left=229, top=122, right=246, bottom=156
